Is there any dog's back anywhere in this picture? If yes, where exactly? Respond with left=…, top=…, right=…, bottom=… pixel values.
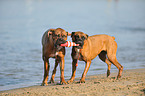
left=84, top=34, right=117, bottom=58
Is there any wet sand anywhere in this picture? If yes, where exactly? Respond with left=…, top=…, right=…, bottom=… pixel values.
left=0, top=68, right=145, bottom=96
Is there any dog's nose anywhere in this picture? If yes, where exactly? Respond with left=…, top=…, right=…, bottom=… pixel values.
left=54, top=38, right=67, bottom=48
left=78, top=38, right=82, bottom=41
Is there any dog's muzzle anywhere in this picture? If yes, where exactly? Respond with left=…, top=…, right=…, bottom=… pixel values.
left=54, top=38, right=67, bottom=51
left=75, top=39, right=84, bottom=49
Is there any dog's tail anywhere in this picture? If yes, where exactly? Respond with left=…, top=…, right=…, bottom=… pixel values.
left=112, top=36, right=115, bottom=40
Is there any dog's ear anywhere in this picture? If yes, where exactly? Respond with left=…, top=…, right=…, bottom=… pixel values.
left=48, top=29, right=55, bottom=37
left=86, top=34, right=89, bottom=39
left=67, top=32, right=71, bottom=36
left=71, top=32, right=75, bottom=37
left=49, top=29, right=55, bottom=32
left=48, top=31, right=52, bottom=37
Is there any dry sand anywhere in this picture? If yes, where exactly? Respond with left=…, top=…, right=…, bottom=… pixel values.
left=0, top=68, right=145, bottom=96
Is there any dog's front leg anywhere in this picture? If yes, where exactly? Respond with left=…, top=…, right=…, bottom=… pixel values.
left=49, top=59, right=59, bottom=83
left=42, top=58, right=50, bottom=86
left=59, top=56, right=67, bottom=84
left=67, top=59, right=77, bottom=83
left=79, top=60, right=91, bottom=83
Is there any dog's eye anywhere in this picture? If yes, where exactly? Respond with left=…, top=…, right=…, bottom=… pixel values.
left=55, top=34, right=60, bottom=37
left=58, top=34, right=60, bottom=37
left=82, top=36, right=86, bottom=40
left=75, top=35, right=79, bottom=39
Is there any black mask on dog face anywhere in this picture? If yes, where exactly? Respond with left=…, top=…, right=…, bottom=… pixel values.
left=51, top=28, right=70, bottom=51
left=55, top=38, right=67, bottom=51
left=71, top=32, right=88, bottom=49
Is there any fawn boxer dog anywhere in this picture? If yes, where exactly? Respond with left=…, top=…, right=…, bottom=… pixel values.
left=68, top=31, right=123, bottom=83
left=41, top=28, right=71, bottom=86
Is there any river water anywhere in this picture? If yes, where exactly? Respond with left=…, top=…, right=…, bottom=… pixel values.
left=0, top=0, right=145, bottom=91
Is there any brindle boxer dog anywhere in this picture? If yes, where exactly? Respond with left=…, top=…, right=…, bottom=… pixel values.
left=68, top=31, right=123, bottom=83
left=41, top=28, right=71, bottom=86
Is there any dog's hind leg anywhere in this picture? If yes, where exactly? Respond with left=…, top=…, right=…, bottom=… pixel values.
left=49, top=59, right=59, bottom=83
left=42, top=57, right=50, bottom=86
left=99, top=51, right=112, bottom=77
left=107, top=45, right=123, bottom=79
left=108, top=56, right=123, bottom=79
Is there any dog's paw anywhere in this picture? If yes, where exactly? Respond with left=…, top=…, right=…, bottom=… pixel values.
left=48, top=79, right=55, bottom=84
left=78, top=80, right=85, bottom=83
left=60, top=81, right=68, bottom=85
left=67, top=79, right=74, bottom=84
left=41, top=82, right=48, bottom=86
left=117, top=75, right=121, bottom=79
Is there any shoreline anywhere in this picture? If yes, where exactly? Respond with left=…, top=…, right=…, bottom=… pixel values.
left=0, top=68, right=145, bottom=96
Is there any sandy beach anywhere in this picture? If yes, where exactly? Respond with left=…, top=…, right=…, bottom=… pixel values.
left=1, top=0, right=145, bottom=95
left=0, top=68, right=145, bottom=96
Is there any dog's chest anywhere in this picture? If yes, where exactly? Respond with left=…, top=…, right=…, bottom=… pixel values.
left=73, top=49, right=84, bottom=61
left=49, top=53, right=56, bottom=58
left=47, top=50, right=57, bottom=58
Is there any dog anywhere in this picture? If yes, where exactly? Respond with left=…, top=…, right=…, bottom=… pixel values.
left=68, top=31, right=123, bottom=83
left=41, top=28, right=71, bottom=85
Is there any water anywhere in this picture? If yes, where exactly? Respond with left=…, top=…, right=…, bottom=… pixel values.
left=0, top=0, right=145, bottom=91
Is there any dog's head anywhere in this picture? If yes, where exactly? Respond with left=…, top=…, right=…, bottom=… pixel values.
left=48, top=28, right=71, bottom=51
left=71, top=31, right=88, bottom=49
